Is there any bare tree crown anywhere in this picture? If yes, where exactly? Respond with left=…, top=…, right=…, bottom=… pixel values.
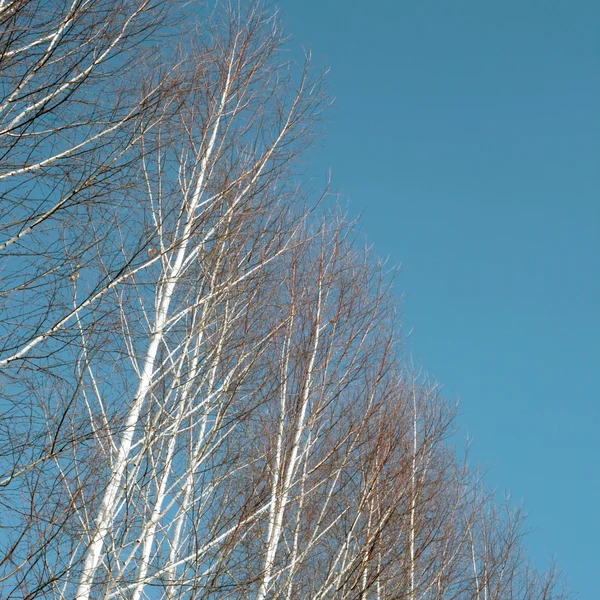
left=0, top=2, right=568, bottom=599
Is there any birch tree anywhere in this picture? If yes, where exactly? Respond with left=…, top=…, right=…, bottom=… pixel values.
left=0, top=2, right=570, bottom=600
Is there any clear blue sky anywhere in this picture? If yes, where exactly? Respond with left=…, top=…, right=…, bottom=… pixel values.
left=279, top=1, right=599, bottom=597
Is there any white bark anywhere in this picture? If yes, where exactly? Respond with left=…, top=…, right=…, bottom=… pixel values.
left=74, top=50, right=236, bottom=600
left=256, top=281, right=323, bottom=600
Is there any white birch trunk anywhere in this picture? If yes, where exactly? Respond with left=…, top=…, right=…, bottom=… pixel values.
left=74, top=56, right=234, bottom=599
left=255, top=283, right=322, bottom=600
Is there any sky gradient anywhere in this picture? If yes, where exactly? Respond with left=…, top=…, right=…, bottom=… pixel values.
left=280, top=1, right=599, bottom=597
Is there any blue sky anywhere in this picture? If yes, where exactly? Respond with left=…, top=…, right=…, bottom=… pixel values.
left=280, top=1, right=599, bottom=597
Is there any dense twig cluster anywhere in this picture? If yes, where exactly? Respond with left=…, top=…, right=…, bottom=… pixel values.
left=0, top=2, right=568, bottom=599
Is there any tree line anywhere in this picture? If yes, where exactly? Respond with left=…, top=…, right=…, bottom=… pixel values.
left=0, top=1, right=568, bottom=598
